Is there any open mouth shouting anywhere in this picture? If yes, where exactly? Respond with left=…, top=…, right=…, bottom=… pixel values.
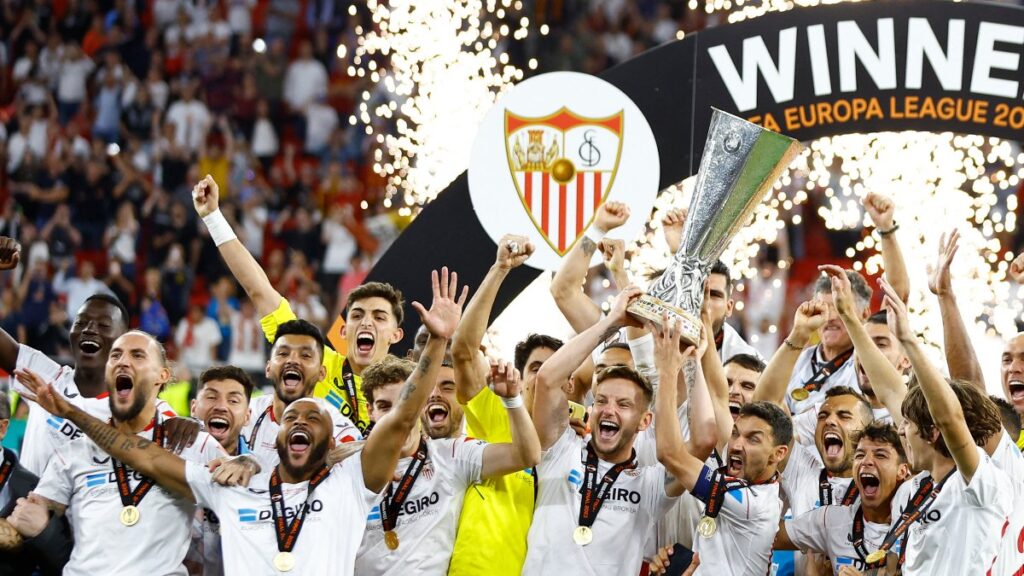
left=425, top=402, right=449, bottom=427
left=288, top=428, right=312, bottom=456
left=859, top=470, right=881, bottom=499
left=596, top=419, right=620, bottom=443
left=1009, top=380, right=1024, bottom=404
left=727, top=453, right=744, bottom=476
left=207, top=415, right=231, bottom=440
left=728, top=400, right=742, bottom=419
left=281, top=367, right=304, bottom=395
left=355, top=331, right=375, bottom=356
left=114, top=373, right=134, bottom=400
left=79, top=338, right=103, bottom=358
left=823, top=431, right=845, bottom=460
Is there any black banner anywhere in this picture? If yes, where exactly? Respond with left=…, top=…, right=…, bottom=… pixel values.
left=368, top=0, right=1024, bottom=351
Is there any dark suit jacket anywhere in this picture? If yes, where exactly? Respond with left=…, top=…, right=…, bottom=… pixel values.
left=0, top=448, right=73, bottom=576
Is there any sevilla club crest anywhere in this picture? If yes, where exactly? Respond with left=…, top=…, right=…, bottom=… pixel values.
left=504, top=108, right=623, bottom=255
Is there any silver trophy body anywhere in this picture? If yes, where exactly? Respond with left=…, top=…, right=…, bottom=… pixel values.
left=628, top=109, right=804, bottom=345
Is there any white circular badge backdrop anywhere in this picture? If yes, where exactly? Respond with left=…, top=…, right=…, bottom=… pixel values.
left=468, top=71, right=661, bottom=271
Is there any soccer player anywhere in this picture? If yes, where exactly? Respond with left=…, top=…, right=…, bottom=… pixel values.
left=187, top=366, right=256, bottom=576
left=193, top=174, right=398, bottom=434
left=879, top=278, right=1012, bottom=575
left=241, top=319, right=362, bottom=465
left=355, top=353, right=540, bottom=574
left=654, top=314, right=790, bottom=576
left=448, top=234, right=559, bottom=576
left=13, top=331, right=226, bottom=575
left=523, top=288, right=677, bottom=576
left=17, top=267, right=466, bottom=576
left=723, top=354, right=765, bottom=421
left=775, top=421, right=911, bottom=573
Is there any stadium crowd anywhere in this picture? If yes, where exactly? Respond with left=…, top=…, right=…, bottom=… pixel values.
left=2, top=0, right=1024, bottom=575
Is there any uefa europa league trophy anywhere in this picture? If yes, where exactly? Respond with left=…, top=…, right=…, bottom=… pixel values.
left=627, top=108, right=804, bottom=345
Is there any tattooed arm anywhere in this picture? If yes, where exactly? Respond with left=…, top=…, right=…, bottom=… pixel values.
left=361, top=268, right=467, bottom=493
left=14, top=369, right=194, bottom=502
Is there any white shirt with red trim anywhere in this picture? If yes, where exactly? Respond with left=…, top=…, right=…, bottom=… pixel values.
left=240, top=394, right=361, bottom=467
left=34, top=415, right=224, bottom=576
left=13, top=345, right=178, bottom=477
left=987, top=432, right=1024, bottom=576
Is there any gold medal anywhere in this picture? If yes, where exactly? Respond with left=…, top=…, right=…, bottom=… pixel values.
left=790, top=388, right=810, bottom=401
left=865, top=550, right=886, bottom=564
left=120, top=505, right=140, bottom=527
left=273, top=551, right=295, bottom=572
left=384, top=530, right=400, bottom=550
left=572, top=525, right=593, bottom=546
left=697, top=516, right=717, bottom=538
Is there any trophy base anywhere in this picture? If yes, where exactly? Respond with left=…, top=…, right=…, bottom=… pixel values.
left=627, top=295, right=702, bottom=346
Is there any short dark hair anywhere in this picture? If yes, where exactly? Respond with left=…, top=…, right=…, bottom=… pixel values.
left=814, top=269, right=872, bottom=311
left=0, top=393, right=9, bottom=420
left=514, top=334, right=564, bottom=373
left=274, top=319, right=325, bottom=361
left=991, top=395, right=1022, bottom=439
left=901, top=380, right=1002, bottom=458
left=738, top=401, right=793, bottom=446
left=866, top=309, right=889, bottom=326
left=710, top=260, right=732, bottom=295
left=824, top=385, right=873, bottom=423
left=346, top=282, right=405, bottom=326
left=724, top=353, right=766, bottom=374
left=594, top=365, right=653, bottom=408
left=84, top=293, right=130, bottom=327
left=851, top=420, right=907, bottom=463
left=199, top=366, right=255, bottom=399
left=361, top=355, right=415, bottom=405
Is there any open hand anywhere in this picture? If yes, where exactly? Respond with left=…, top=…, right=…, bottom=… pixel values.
left=209, top=454, right=262, bottom=487
left=653, top=313, right=696, bottom=378
left=412, top=267, right=469, bottom=340
left=164, top=417, right=200, bottom=454
left=14, top=369, right=70, bottom=417
left=1010, top=252, right=1024, bottom=283
left=819, top=265, right=856, bottom=320
left=927, top=229, right=959, bottom=297
left=879, top=277, right=913, bottom=343
left=327, top=440, right=365, bottom=466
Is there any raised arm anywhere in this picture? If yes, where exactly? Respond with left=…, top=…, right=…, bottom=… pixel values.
left=550, top=201, right=630, bottom=332
left=865, top=192, right=909, bottom=303
left=927, top=230, right=984, bottom=390
left=753, top=301, right=827, bottom=407
left=653, top=315, right=705, bottom=497
left=534, top=286, right=640, bottom=449
left=0, top=237, right=23, bottom=372
left=700, top=317, right=733, bottom=453
left=361, top=268, right=467, bottom=493
left=15, top=369, right=193, bottom=501
left=192, top=175, right=283, bottom=317
left=479, top=361, right=542, bottom=478
left=821, top=265, right=906, bottom=426
left=880, top=278, right=980, bottom=483
left=452, top=234, right=532, bottom=404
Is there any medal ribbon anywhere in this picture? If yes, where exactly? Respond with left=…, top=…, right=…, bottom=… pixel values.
left=702, top=467, right=777, bottom=520
left=0, top=450, right=15, bottom=494
left=862, top=469, right=954, bottom=567
left=111, top=417, right=164, bottom=508
left=269, top=465, right=332, bottom=553
left=246, top=405, right=273, bottom=450
left=577, top=444, right=637, bottom=529
left=714, top=329, right=725, bottom=353
left=818, top=469, right=860, bottom=506
left=797, top=345, right=854, bottom=396
left=379, top=436, right=428, bottom=533
left=339, top=359, right=360, bottom=422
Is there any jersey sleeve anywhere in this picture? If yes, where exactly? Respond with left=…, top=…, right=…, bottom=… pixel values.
left=185, top=461, right=218, bottom=509
left=792, top=405, right=819, bottom=446
left=33, top=443, right=75, bottom=506
left=964, top=450, right=1008, bottom=508
left=13, top=345, right=69, bottom=396
left=462, top=387, right=511, bottom=443
left=327, top=404, right=363, bottom=443
left=259, top=298, right=297, bottom=344
left=445, top=437, right=488, bottom=486
left=180, top=432, right=228, bottom=464
left=784, top=506, right=831, bottom=554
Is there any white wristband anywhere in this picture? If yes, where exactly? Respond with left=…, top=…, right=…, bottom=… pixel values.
left=501, top=395, right=525, bottom=409
left=583, top=226, right=606, bottom=245
left=202, top=210, right=237, bottom=247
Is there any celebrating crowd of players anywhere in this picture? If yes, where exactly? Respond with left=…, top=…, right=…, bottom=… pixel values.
left=0, top=175, right=1023, bottom=576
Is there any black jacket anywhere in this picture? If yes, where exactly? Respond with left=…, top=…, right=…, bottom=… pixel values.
left=0, top=448, right=73, bottom=576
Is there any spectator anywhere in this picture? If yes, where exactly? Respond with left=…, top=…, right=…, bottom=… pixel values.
left=40, top=204, right=81, bottom=270
left=53, top=260, right=114, bottom=320
left=198, top=116, right=235, bottom=197
left=160, top=243, right=194, bottom=326
left=283, top=40, right=328, bottom=132
left=250, top=99, right=279, bottom=170
left=206, top=276, right=240, bottom=361
left=16, top=259, right=55, bottom=351
left=56, top=43, right=93, bottom=124
left=227, top=298, right=265, bottom=375
left=164, top=79, right=211, bottom=154
left=92, top=70, right=123, bottom=143
left=320, top=203, right=358, bottom=298
left=174, top=301, right=223, bottom=377
left=140, top=267, right=172, bottom=341
left=104, top=201, right=139, bottom=281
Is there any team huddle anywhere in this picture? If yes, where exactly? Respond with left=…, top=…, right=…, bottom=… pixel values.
left=1, top=175, right=1023, bottom=576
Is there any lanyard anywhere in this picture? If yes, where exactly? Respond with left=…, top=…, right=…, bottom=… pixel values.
left=869, top=469, right=955, bottom=567
left=111, top=417, right=164, bottom=509
left=577, top=444, right=637, bottom=529
left=703, top=467, right=779, bottom=519
left=714, top=329, right=725, bottom=354
left=247, top=405, right=274, bottom=449
left=379, top=437, right=428, bottom=532
left=798, top=345, right=854, bottom=394
left=269, top=465, right=331, bottom=554
left=339, top=359, right=359, bottom=418
left=818, top=469, right=859, bottom=506
left=0, top=450, right=14, bottom=494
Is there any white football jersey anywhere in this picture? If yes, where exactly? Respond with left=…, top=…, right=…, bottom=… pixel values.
left=14, top=345, right=178, bottom=477
left=719, top=323, right=763, bottom=363
left=35, top=418, right=224, bottom=576
left=240, top=394, right=361, bottom=466
left=782, top=443, right=855, bottom=517
left=896, top=449, right=1012, bottom=576
left=355, top=436, right=486, bottom=575
left=987, top=433, right=1024, bottom=576
left=522, top=428, right=675, bottom=576
left=184, top=453, right=379, bottom=576
left=691, top=465, right=784, bottom=576
left=784, top=346, right=859, bottom=415
left=786, top=504, right=890, bottom=573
